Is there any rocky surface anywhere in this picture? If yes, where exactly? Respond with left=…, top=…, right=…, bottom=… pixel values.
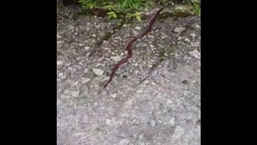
left=57, top=5, right=200, bottom=145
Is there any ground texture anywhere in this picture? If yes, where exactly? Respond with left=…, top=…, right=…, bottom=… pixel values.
left=57, top=5, right=200, bottom=145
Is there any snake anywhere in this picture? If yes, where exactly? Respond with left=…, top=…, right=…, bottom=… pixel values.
left=103, top=7, right=164, bottom=88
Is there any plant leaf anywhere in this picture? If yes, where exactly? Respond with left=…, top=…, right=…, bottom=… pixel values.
left=107, top=11, right=117, bottom=19
left=136, top=15, right=142, bottom=22
left=104, top=4, right=115, bottom=11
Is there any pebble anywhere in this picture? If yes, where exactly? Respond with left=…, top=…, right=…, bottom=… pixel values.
left=111, top=56, right=122, bottom=62
left=135, top=26, right=141, bottom=30
left=57, top=60, right=63, bottom=65
left=84, top=46, right=90, bottom=50
left=64, top=90, right=69, bottom=94
left=150, top=120, right=156, bottom=127
left=188, top=49, right=200, bottom=59
left=173, top=126, right=185, bottom=140
left=57, top=34, right=61, bottom=39
left=58, top=72, right=66, bottom=79
left=92, top=68, right=104, bottom=76
left=161, top=34, right=168, bottom=39
left=82, top=78, right=91, bottom=84
left=190, top=33, right=197, bottom=38
left=106, top=119, right=111, bottom=125
left=133, top=29, right=139, bottom=35
left=184, top=37, right=190, bottom=43
left=95, top=25, right=100, bottom=29
left=57, top=98, right=62, bottom=106
left=174, top=26, right=186, bottom=33
left=71, top=90, right=80, bottom=97
left=169, top=118, right=175, bottom=126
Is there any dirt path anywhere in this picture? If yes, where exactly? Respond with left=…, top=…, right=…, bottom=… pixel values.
left=57, top=5, right=200, bottom=145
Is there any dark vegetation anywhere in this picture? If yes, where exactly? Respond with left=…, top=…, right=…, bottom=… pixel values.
left=58, top=0, right=200, bottom=22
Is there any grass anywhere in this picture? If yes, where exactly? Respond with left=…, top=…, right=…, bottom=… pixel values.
left=77, top=0, right=200, bottom=22
left=78, top=0, right=152, bottom=22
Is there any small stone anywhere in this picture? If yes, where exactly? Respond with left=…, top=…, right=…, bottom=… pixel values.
left=119, top=139, right=130, bottom=145
left=111, top=56, right=122, bottom=62
left=95, top=25, right=100, bottom=29
left=195, top=24, right=200, bottom=28
left=78, top=43, right=84, bottom=46
left=148, top=35, right=154, bottom=38
left=92, top=34, right=96, bottom=37
left=104, top=47, right=111, bottom=50
left=71, top=90, right=80, bottom=97
left=156, top=43, right=164, bottom=48
left=133, top=134, right=137, bottom=139
left=84, top=46, right=90, bottom=50
left=149, top=44, right=154, bottom=48
left=133, top=29, right=139, bottom=35
left=102, top=40, right=108, bottom=44
left=139, top=134, right=144, bottom=139
left=161, top=34, right=168, bottom=39
left=174, top=26, right=186, bottom=33
left=100, top=106, right=105, bottom=110
left=60, top=94, right=68, bottom=98
left=190, top=33, right=197, bottom=38
left=58, top=72, right=66, bottom=79
left=92, top=68, right=104, bottom=76
left=93, top=102, right=98, bottom=106
left=64, top=90, right=69, bottom=94
left=167, top=99, right=172, bottom=104
left=114, top=37, right=120, bottom=40
left=189, top=49, right=200, bottom=59
left=57, top=99, right=63, bottom=106
left=68, top=26, right=74, bottom=30
left=91, top=39, right=96, bottom=44
left=124, top=99, right=133, bottom=108
left=150, top=120, right=156, bottom=127
left=82, top=78, right=91, bottom=84
left=169, top=118, right=175, bottom=126
left=144, top=79, right=149, bottom=84
left=184, top=37, right=190, bottom=42
left=57, top=34, right=61, bottom=39
left=106, top=119, right=111, bottom=125
left=57, top=60, right=63, bottom=65
left=135, top=26, right=141, bottom=30
left=173, top=126, right=185, bottom=140
left=110, top=93, right=117, bottom=98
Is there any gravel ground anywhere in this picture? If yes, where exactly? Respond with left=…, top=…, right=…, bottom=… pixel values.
left=57, top=5, right=200, bottom=145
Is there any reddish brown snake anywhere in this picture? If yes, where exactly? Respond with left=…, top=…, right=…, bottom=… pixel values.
left=103, top=7, right=163, bottom=88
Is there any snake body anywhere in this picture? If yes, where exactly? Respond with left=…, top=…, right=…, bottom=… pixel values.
left=103, top=7, right=163, bottom=88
